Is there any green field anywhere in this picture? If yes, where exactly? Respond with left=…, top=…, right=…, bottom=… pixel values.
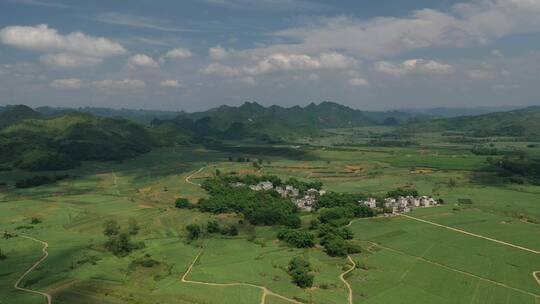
left=1, top=130, right=539, bottom=304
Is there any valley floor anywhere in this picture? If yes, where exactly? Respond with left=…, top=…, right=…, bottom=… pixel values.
left=1, top=131, right=540, bottom=304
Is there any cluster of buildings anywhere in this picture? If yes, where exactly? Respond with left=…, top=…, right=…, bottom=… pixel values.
left=359, top=195, right=439, bottom=214
left=241, top=181, right=326, bottom=211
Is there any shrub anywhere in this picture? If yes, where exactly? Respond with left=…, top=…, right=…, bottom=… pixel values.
left=186, top=224, right=201, bottom=241
left=323, top=238, right=347, bottom=257
left=30, top=217, right=42, bottom=225
left=207, top=220, right=220, bottom=234
left=175, top=198, right=191, bottom=209
left=128, top=218, right=139, bottom=235
left=105, top=233, right=142, bottom=257
left=103, top=220, right=120, bottom=236
left=277, top=229, right=315, bottom=248
left=0, top=249, right=6, bottom=261
left=288, top=257, right=313, bottom=288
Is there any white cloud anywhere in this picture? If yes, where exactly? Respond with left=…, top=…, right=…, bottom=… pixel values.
left=92, top=79, right=146, bottom=89
left=163, top=47, right=193, bottom=60
left=239, top=0, right=540, bottom=59
left=127, top=54, right=158, bottom=68
left=467, top=69, right=493, bottom=80
left=201, top=63, right=243, bottom=77
left=348, top=77, right=370, bottom=87
left=160, top=79, right=183, bottom=87
left=209, top=45, right=229, bottom=60
left=50, top=78, right=83, bottom=89
left=375, top=59, right=453, bottom=76
left=202, top=52, right=355, bottom=77
left=40, top=53, right=102, bottom=68
left=0, top=24, right=127, bottom=57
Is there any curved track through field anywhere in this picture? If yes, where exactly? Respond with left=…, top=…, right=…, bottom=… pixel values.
left=181, top=250, right=302, bottom=304
left=181, top=165, right=358, bottom=303
left=13, top=234, right=52, bottom=304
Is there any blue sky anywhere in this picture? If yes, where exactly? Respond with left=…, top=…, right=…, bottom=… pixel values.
left=0, top=0, right=539, bottom=111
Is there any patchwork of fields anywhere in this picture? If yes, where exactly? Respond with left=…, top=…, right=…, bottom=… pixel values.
left=1, top=129, right=539, bottom=303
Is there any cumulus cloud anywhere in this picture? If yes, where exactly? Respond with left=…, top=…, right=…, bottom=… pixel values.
left=375, top=59, right=454, bottom=76
left=209, top=45, right=229, bottom=60
left=50, top=78, right=83, bottom=89
left=92, top=79, right=146, bottom=89
left=40, top=53, right=102, bottom=68
left=127, top=54, right=159, bottom=68
left=202, top=52, right=355, bottom=77
left=163, top=47, right=192, bottom=60
left=0, top=24, right=127, bottom=57
left=160, top=79, right=183, bottom=87
left=348, top=77, right=370, bottom=87
left=240, top=0, right=540, bottom=59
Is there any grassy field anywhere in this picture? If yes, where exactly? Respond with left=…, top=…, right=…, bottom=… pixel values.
left=1, top=129, right=539, bottom=303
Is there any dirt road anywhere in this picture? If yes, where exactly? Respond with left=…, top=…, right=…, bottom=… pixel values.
left=14, top=234, right=52, bottom=304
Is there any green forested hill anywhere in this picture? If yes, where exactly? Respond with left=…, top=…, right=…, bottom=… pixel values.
left=0, top=105, right=42, bottom=129
left=403, top=106, right=540, bottom=138
left=0, top=113, right=159, bottom=171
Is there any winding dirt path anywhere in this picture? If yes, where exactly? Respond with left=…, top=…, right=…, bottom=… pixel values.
left=185, top=166, right=205, bottom=187
left=182, top=168, right=357, bottom=303
left=181, top=250, right=302, bottom=304
left=14, top=234, right=52, bottom=304
left=111, top=170, right=120, bottom=195
left=339, top=255, right=356, bottom=304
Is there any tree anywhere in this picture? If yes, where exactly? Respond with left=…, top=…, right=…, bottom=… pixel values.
left=207, top=220, right=220, bottom=234
left=186, top=224, right=201, bottom=241
left=0, top=249, right=6, bottom=261
left=284, top=214, right=301, bottom=229
left=288, top=257, right=313, bottom=288
left=103, top=219, right=120, bottom=236
left=175, top=198, right=191, bottom=209
left=215, top=169, right=221, bottom=176
left=323, top=238, right=347, bottom=257
left=30, top=217, right=42, bottom=225
left=277, top=229, right=315, bottom=248
left=105, top=232, right=137, bottom=257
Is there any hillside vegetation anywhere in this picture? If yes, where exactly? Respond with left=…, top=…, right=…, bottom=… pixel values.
left=0, top=105, right=42, bottom=129
left=153, top=101, right=425, bottom=140
left=403, top=106, right=540, bottom=139
left=0, top=112, right=158, bottom=171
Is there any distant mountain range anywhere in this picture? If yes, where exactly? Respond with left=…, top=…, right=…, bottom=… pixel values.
left=400, top=105, right=523, bottom=118
left=152, top=101, right=431, bottom=140
left=1, top=102, right=539, bottom=172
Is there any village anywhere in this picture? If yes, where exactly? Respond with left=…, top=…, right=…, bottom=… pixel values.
left=243, top=181, right=439, bottom=214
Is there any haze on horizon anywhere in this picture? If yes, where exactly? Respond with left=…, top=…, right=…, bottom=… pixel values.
left=1, top=0, right=540, bottom=112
